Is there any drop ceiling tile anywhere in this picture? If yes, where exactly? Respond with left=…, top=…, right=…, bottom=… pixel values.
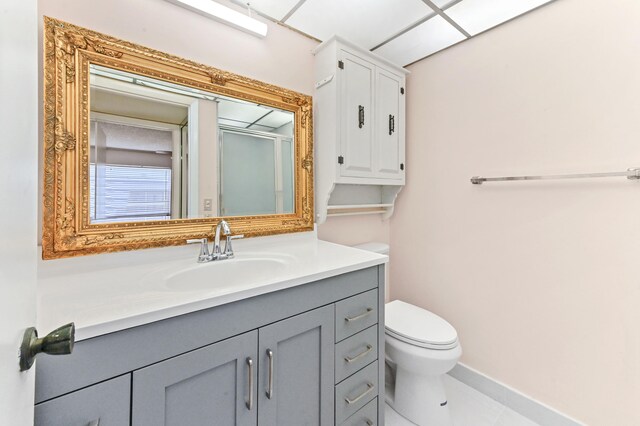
left=374, top=15, right=466, bottom=66
left=445, top=0, right=554, bottom=36
left=234, top=0, right=301, bottom=21
left=286, top=0, right=434, bottom=50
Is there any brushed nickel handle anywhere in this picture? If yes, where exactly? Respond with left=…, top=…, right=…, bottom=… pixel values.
left=87, top=419, right=100, bottom=426
left=344, top=344, right=373, bottom=364
left=266, top=349, right=274, bottom=399
left=345, top=383, right=374, bottom=405
left=358, top=105, right=365, bottom=128
left=389, top=114, right=395, bottom=135
left=365, top=420, right=374, bottom=426
left=245, top=357, right=254, bottom=410
left=345, top=308, right=373, bottom=323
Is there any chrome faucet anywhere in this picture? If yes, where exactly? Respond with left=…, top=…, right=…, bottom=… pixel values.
left=186, top=220, right=244, bottom=263
left=212, top=219, right=231, bottom=258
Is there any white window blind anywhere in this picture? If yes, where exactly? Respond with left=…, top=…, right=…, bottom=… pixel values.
left=90, top=164, right=171, bottom=222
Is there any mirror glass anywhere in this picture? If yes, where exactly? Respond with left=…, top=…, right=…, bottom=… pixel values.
left=89, top=64, right=295, bottom=224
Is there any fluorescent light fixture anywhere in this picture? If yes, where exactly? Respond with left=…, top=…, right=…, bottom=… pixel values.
left=165, top=0, right=268, bottom=38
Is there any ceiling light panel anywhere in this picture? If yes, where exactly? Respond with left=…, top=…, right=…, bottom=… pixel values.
left=235, top=0, right=301, bottom=21
left=165, top=0, right=268, bottom=37
left=445, top=0, right=554, bottom=36
left=286, top=0, right=434, bottom=50
left=374, top=15, right=466, bottom=66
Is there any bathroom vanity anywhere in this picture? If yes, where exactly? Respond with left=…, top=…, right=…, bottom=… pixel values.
left=35, top=233, right=387, bottom=426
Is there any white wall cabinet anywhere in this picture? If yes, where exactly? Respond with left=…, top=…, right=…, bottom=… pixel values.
left=314, top=36, right=408, bottom=223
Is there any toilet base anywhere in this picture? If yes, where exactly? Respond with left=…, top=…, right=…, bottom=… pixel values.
left=386, top=368, right=452, bottom=426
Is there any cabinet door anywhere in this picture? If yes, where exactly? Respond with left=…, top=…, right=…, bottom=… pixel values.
left=132, top=331, right=258, bottom=426
left=375, top=68, right=404, bottom=180
left=34, top=375, right=130, bottom=426
left=258, top=305, right=335, bottom=426
left=339, top=50, right=375, bottom=178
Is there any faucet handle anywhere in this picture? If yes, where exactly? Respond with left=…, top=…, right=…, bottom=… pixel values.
left=186, top=238, right=211, bottom=262
left=224, top=234, right=244, bottom=257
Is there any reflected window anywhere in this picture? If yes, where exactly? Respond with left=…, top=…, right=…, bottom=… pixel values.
left=90, top=164, right=172, bottom=222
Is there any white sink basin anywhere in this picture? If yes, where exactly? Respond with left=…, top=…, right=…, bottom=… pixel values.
left=163, top=254, right=292, bottom=292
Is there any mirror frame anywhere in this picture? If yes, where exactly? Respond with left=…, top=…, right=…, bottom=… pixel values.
left=42, top=17, right=313, bottom=259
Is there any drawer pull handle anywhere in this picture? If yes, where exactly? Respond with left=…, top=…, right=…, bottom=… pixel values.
left=345, top=382, right=374, bottom=405
left=266, top=349, right=274, bottom=399
left=345, top=345, right=373, bottom=363
left=358, top=105, right=365, bottom=128
left=246, top=357, right=254, bottom=410
left=366, top=420, right=374, bottom=426
left=87, top=420, right=100, bottom=426
left=345, top=308, right=373, bottom=322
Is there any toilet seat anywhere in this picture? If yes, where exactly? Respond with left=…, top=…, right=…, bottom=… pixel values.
left=385, top=300, right=459, bottom=350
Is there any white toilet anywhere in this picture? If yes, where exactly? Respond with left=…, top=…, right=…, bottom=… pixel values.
left=353, top=242, right=462, bottom=426
left=385, top=300, right=462, bottom=425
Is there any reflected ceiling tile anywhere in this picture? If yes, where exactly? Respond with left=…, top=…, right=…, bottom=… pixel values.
left=233, top=0, right=301, bottom=21
left=218, top=100, right=271, bottom=123
left=286, top=0, right=434, bottom=49
left=445, top=0, right=554, bottom=35
left=374, top=16, right=466, bottom=66
left=257, top=110, right=293, bottom=128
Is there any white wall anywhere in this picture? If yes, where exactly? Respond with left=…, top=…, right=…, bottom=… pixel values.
left=37, top=0, right=386, bottom=245
left=391, top=0, right=640, bottom=424
left=0, top=0, right=38, bottom=424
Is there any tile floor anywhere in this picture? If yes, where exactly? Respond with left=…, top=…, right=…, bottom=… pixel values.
left=385, top=374, right=540, bottom=426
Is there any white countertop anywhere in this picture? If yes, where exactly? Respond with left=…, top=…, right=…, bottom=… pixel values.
left=37, top=231, right=387, bottom=341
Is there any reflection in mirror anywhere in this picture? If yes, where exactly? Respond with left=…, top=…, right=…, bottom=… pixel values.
left=89, top=64, right=295, bottom=224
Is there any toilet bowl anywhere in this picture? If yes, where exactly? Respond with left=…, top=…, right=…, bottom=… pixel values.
left=385, top=300, right=462, bottom=426
left=351, top=242, right=462, bottom=426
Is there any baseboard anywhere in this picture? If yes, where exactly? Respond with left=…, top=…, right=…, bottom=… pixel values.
left=448, top=363, right=584, bottom=426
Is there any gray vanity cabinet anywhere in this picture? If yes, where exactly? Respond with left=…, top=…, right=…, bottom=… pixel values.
left=258, top=305, right=334, bottom=426
left=132, top=331, right=258, bottom=426
left=35, top=266, right=385, bottom=426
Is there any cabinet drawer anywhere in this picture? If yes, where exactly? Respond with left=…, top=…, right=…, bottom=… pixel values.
left=335, top=361, right=379, bottom=424
left=335, top=325, right=378, bottom=384
left=335, top=289, right=378, bottom=342
left=34, top=374, right=130, bottom=426
left=340, top=397, right=378, bottom=426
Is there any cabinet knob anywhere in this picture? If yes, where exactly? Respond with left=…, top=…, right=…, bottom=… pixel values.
left=19, top=323, right=75, bottom=371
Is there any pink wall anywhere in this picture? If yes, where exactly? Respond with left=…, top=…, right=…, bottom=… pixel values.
left=391, top=0, right=640, bottom=424
left=37, top=0, right=387, bottom=246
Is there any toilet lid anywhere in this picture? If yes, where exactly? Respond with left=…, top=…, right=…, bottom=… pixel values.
left=385, top=300, right=458, bottom=348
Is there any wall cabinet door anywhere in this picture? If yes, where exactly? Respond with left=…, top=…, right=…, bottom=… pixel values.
left=339, top=51, right=375, bottom=178
left=132, top=331, right=258, bottom=426
left=258, top=305, right=335, bottom=426
left=375, top=68, right=404, bottom=180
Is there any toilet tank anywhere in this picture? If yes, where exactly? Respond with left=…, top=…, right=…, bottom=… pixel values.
left=353, top=242, right=390, bottom=301
left=352, top=242, right=389, bottom=255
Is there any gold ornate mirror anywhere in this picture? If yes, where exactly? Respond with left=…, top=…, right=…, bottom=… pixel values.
left=43, top=17, right=313, bottom=259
